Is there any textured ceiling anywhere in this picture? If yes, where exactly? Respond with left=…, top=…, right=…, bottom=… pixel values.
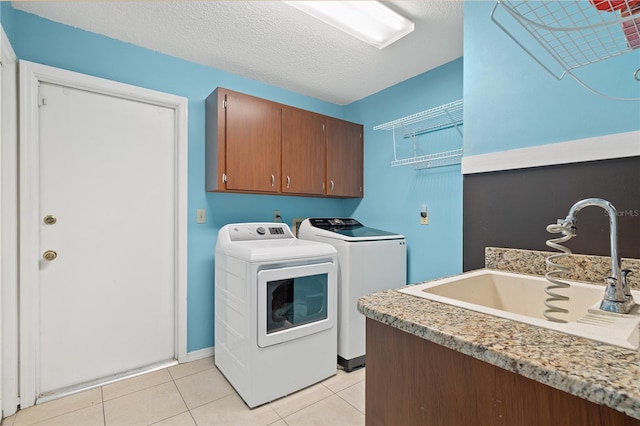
left=12, top=1, right=464, bottom=105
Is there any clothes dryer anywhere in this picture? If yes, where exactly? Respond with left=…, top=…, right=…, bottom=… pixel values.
left=215, top=223, right=337, bottom=407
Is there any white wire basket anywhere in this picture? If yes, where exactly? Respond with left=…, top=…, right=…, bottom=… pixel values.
left=374, top=100, right=463, bottom=170
left=491, top=0, right=640, bottom=101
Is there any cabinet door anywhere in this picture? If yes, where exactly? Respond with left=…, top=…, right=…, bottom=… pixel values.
left=326, top=118, right=363, bottom=198
left=282, top=108, right=326, bottom=195
left=205, top=88, right=225, bottom=191
left=225, top=91, right=281, bottom=192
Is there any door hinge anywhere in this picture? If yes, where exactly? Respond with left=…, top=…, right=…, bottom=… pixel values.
left=38, top=96, right=47, bottom=107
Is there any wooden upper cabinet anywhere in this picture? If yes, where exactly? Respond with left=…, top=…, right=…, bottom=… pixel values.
left=326, top=118, right=363, bottom=198
left=205, top=87, right=363, bottom=198
left=205, top=88, right=226, bottom=191
left=205, top=88, right=281, bottom=193
left=281, top=107, right=326, bottom=195
left=224, top=90, right=281, bottom=193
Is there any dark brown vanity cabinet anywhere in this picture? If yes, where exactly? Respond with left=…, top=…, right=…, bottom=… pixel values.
left=205, top=87, right=363, bottom=198
left=365, top=319, right=640, bottom=426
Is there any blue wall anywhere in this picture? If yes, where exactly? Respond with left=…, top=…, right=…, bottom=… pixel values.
left=346, top=59, right=464, bottom=285
left=464, top=1, right=640, bottom=156
left=2, top=4, right=465, bottom=352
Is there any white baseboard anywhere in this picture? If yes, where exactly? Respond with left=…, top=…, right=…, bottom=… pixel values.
left=462, top=131, right=640, bottom=175
left=186, top=346, right=214, bottom=362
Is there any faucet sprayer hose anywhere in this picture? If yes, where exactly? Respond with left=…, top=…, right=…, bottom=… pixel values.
left=544, top=221, right=574, bottom=323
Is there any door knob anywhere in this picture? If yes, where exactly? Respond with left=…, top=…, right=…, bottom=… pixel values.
left=43, top=215, right=57, bottom=225
left=43, top=250, right=57, bottom=261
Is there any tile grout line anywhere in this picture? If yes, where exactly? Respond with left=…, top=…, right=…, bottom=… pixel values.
left=334, top=389, right=365, bottom=415
left=16, top=401, right=103, bottom=426
left=102, top=370, right=175, bottom=404
left=170, top=374, right=237, bottom=414
left=169, top=370, right=195, bottom=425
left=267, top=403, right=286, bottom=425
left=101, top=387, right=106, bottom=426
left=273, top=383, right=339, bottom=422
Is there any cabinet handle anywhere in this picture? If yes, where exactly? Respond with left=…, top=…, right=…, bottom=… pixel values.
left=222, top=173, right=227, bottom=183
left=286, top=176, right=291, bottom=188
left=271, top=174, right=275, bottom=187
left=330, top=180, right=335, bottom=192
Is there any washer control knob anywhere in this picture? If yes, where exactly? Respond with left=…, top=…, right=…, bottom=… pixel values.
left=256, top=227, right=266, bottom=235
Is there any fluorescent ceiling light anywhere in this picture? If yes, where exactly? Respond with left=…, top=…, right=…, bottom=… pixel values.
left=284, top=1, right=415, bottom=49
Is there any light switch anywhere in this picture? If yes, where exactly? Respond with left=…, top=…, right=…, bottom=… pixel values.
left=196, top=209, right=206, bottom=224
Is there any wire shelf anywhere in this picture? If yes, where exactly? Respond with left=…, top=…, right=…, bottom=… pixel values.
left=491, top=0, right=640, bottom=101
left=373, top=99, right=463, bottom=132
left=374, top=100, right=463, bottom=170
left=391, top=149, right=463, bottom=170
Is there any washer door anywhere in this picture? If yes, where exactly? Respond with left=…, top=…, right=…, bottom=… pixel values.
left=257, top=262, right=336, bottom=348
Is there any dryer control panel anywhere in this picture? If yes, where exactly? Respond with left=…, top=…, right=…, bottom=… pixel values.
left=227, top=222, right=295, bottom=241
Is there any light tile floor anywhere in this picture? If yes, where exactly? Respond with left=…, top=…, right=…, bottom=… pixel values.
left=1, top=357, right=365, bottom=426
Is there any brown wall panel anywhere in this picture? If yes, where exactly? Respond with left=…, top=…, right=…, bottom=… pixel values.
left=463, top=157, right=640, bottom=271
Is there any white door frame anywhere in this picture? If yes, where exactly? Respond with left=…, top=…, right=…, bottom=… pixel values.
left=1, top=25, right=19, bottom=418
left=19, top=60, right=188, bottom=408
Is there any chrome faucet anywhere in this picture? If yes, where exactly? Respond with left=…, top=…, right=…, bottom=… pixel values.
left=562, top=198, right=634, bottom=314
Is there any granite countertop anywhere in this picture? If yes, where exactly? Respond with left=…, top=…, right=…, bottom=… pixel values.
left=357, top=248, right=640, bottom=420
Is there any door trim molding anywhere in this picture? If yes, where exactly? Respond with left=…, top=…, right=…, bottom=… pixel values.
left=1, top=24, right=19, bottom=418
left=18, top=60, right=188, bottom=408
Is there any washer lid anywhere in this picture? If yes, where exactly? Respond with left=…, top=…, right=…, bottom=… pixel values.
left=303, top=218, right=404, bottom=241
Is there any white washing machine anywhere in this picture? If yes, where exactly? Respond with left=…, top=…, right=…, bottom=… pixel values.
left=215, top=222, right=338, bottom=408
left=298, top=218, right=406, bottom=371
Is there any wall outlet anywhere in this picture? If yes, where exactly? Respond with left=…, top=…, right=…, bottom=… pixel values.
left=196, top=209, right=206, bottom=224
left=274, top=210, right=282, bottom=223
left=420, top=212, right=429, bottom=225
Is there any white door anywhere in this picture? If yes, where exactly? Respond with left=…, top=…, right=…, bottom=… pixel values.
left=19, top=61, right=187, bottom=406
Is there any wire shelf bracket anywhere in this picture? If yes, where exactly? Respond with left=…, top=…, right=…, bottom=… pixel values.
left=374, top=99, right=463, bottom=169
left=491, top=0, right=640, bottom=101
